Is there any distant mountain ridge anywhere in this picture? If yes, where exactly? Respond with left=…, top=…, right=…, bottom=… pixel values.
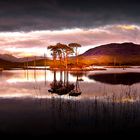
left=1, top=42, right=140, bottom=66
left=80, top=42, right=140, bottom=65
left=0, top=54, right=49, bottom=69
left=0, top=54, right=45, bottom=62
left=0, top=54, right=18, bottom=62
left=82, top=42, right=140, bottom=56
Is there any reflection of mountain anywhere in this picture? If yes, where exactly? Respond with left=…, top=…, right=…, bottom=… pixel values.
left=88, top=72, right=140, bottom=85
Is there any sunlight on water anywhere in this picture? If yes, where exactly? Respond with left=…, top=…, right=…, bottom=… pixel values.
left=0, top=67, right=140, bottom=101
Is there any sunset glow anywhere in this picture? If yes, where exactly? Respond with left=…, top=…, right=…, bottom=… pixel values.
left=0, top=24, right=140, bottom=57
left=0, top=0, right=140, bottom=136
left=118, top=25, right=138, bottom=30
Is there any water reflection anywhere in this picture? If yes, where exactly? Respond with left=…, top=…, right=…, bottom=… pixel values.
left=48, top=71, right=82, bottom=96
left=0, top=69, right=140, bottom=99
left=88, top=72, right=140, bottom=85
left=1, top=97, right=140, bottom=135
left=70, top=71, right=87, bottom=77
left=0, top=69, right=140, bottom=135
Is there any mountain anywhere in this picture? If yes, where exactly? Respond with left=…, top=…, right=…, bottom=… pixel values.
left=0, top=54, right=18, bottom=62
left=0, top=54, right=51, bottom=69
left=0, top=58, right=18, bottom=69
left=18, top=56, right=45, bottom=62
left=1, top=42, right=140, bottom=67
left=80, top=42, right=140, bottom=65
left=0, top=54, right=45, bottom=62
left=82, top=42, right=140, bottom=56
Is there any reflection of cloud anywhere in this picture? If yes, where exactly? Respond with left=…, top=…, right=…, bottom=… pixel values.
left=0, top=24, right=140, bottom=57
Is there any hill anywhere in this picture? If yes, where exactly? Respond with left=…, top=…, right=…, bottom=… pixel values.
left=0, top=57, right=52, bottom=69
left=0, top=54, right=52, bottom=69
left=0, top=58, right=19, bottom=69
left=0, top=54, right=45, bottom=62
left=80, top=42, right=140, bottom=65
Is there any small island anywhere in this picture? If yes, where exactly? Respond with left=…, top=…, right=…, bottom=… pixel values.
left=1, top=42, right=140, bottom=71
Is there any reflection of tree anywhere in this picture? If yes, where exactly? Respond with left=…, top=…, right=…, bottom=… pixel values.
left=48, top=71, right=82, bottom=96
left=70, top=71, right=87, bottom=77
left=48, top=70, right=74, bottom=95
left=69, top=72, right=82, bottom=97
left=47, top=42, right=83, bottom=96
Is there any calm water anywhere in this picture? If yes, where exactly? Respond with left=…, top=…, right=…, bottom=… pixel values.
left=0, top=67, right=140, bottom=100
left=0, top=67, right=140, bottom=136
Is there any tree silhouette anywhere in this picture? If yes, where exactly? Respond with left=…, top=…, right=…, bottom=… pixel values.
left=48, top=45, right=58, bottom=68
left=68, top=43, right=81, bottom=66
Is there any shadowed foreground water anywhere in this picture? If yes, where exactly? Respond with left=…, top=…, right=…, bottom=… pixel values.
left=0, top=98, right=140, bottom=136
left=0, top=68, right=140, bottom=136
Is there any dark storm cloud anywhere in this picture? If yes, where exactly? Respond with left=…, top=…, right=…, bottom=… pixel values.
left=0, top=0, right=140, bottom=31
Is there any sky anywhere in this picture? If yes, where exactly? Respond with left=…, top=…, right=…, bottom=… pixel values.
left=0, top=0, right=140, bottom=57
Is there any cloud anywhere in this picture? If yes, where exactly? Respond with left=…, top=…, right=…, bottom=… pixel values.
left=0, top=24, right=140, bottom=57
left=0, top=0, right=140, bottom=31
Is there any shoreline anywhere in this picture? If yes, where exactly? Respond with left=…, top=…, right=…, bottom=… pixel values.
left=2, top=65, right=140, bottom=71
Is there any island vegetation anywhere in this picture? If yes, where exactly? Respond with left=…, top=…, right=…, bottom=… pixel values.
left=0, top=42, right=140, bottom=70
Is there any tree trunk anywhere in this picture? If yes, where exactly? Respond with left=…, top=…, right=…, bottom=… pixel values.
left=76, top=47, right=78, bottom=65
left=53, top=52, right=57, bottom=68
left=44, top=53, right=47, bottom=85
left=34, top=56, right=36, bottom=80
left=66, top=51, right=68, bottom=69
left=60, top=70, right=63, bottom=82
left=54, top=70, right=57, bottom=87
left=66, top=71, right=69, bottom=87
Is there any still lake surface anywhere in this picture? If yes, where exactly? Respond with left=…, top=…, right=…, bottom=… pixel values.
left=0, top=67, right=140, bottom=135
left=0, top=67, right=140, bottom=100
